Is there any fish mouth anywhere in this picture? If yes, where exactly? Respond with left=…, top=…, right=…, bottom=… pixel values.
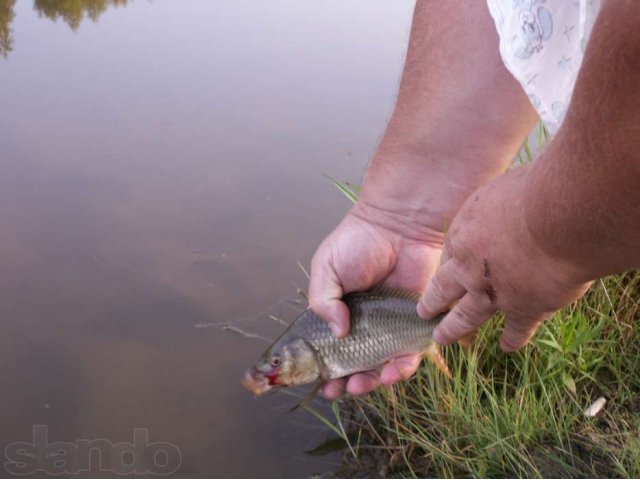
left=242, top=367, right=274, bottom=396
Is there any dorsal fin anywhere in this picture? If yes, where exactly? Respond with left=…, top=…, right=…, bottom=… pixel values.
left=345, top=286, right=421, bottom=303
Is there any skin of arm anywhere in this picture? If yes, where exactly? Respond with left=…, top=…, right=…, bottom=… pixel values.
left=357, top=0, right=538, bottom=238
left=525, top=0, right=640, bottom=280
left=308, top=0, right=538, bottom=398
left=419, top=0, right=640, bottom=351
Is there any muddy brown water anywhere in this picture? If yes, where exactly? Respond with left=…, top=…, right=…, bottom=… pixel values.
left=0, top=0, right=414, bottom=477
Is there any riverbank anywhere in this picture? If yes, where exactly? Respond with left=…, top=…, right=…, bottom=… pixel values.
left=330, top=271, right=639, bottom=477
left=316, top=126, right=640, bottom=477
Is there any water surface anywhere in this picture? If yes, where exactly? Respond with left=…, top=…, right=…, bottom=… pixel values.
left=0, top=1, right=414, bottom=476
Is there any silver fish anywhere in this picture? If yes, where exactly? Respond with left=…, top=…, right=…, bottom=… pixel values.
left=242, top=288, right=449, bottom=395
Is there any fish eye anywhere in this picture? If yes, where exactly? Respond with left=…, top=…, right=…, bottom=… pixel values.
left=270, top=355, right=281, bottom=367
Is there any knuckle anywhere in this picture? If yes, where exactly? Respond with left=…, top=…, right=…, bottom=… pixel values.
left=310, top=249, right=327, bottom=272
left=469, top=291, right=491, bottom=307
left=452, top=306, right=478, bottom=332
left=428, top=276, right=447, bottom=304
left=308, top=297, right=324, bottom=315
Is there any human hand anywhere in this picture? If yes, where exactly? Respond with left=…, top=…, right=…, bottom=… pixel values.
left=418, top=164, right=592, bottom=351
left=309, top=202, right=444, bottom=399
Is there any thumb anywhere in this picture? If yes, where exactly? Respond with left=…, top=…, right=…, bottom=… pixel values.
left=499, top=314, right=547, bottom=352
left=308, top=254, right=350, bottom=337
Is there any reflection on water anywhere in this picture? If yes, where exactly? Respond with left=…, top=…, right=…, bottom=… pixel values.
left=34, top=0, right=128, bottom=30
left=0, top=0, right=16, bottom=56
left=1, top=0, right=128, bottom=56
left=0, top=0, right=414, bottom=476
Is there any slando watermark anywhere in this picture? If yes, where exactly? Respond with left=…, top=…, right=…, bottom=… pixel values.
left=3, top=425, right=182, bottom=475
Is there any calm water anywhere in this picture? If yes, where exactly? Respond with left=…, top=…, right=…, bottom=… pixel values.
left=0, top=0, right=414, bottom=476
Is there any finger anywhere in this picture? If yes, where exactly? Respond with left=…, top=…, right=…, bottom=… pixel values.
left=380, top=354, right=422, bottom=385
left=346, top=371, right=381, bottom=396
left=417, top=261, right=465, bottom=319
left=308, top=256, right=350, bottom=337
left=438, top=246, right=452, bottom=266
left=322, top=379, right=346, bottom=400
left=500, top=314, right=546, bottom=352
left=433, top=293, right=496, bottom=345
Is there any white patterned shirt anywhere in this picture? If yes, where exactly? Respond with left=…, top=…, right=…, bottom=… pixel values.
left=486, top=0, right=602, bottom=134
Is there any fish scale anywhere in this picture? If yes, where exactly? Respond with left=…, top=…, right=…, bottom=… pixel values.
left=276, top=289, right=444, bottom=380
left=243, top=287, right=449, bottom=396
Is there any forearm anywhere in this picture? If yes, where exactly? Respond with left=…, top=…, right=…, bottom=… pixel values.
left=356, top=0, right=538, bottom=237
left=525, top=0, right=640, bottom=281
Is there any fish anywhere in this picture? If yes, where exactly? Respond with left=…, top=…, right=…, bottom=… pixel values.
left=242, top=288, right=449, bottom=396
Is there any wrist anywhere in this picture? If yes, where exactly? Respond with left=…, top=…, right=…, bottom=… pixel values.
left=348, top=199, right=445, bottom=247
left=357, top=148, right=509, bottom=239
left=522, top=154, right=600, bottom=284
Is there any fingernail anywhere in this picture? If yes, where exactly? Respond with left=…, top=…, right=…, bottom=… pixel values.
left=328, top=322, right=342, bottom=337
left=416, top=303, right=427, bottom=318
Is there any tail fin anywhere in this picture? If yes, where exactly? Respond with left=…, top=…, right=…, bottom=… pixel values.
left=457, top=332, right=476, bottom=350
left=426, top=343, right=452, bottom=378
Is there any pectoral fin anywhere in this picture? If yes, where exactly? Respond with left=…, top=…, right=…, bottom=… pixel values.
left=289, top=380, right=323, bottom=412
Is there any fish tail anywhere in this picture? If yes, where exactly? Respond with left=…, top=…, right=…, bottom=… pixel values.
left=457, top=332, right=476, bottom=350
left=425, top=343, right=452, bottom=378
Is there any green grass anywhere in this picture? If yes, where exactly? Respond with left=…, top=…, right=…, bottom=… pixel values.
left=312, top=125, right=640, bottom=477
left=331, top=273, right=640, bottom=477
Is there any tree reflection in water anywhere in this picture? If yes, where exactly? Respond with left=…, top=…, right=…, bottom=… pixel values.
left=0, top=0, right=16, bottom=57
left=0, top=0, right=129, bottom=57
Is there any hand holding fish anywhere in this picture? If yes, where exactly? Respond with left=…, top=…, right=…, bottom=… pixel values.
left=301, top=0, right=538, bottom=396
left=308, top=202, right=445, bottom=399
left=244, top=0, right=640, bottom=401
